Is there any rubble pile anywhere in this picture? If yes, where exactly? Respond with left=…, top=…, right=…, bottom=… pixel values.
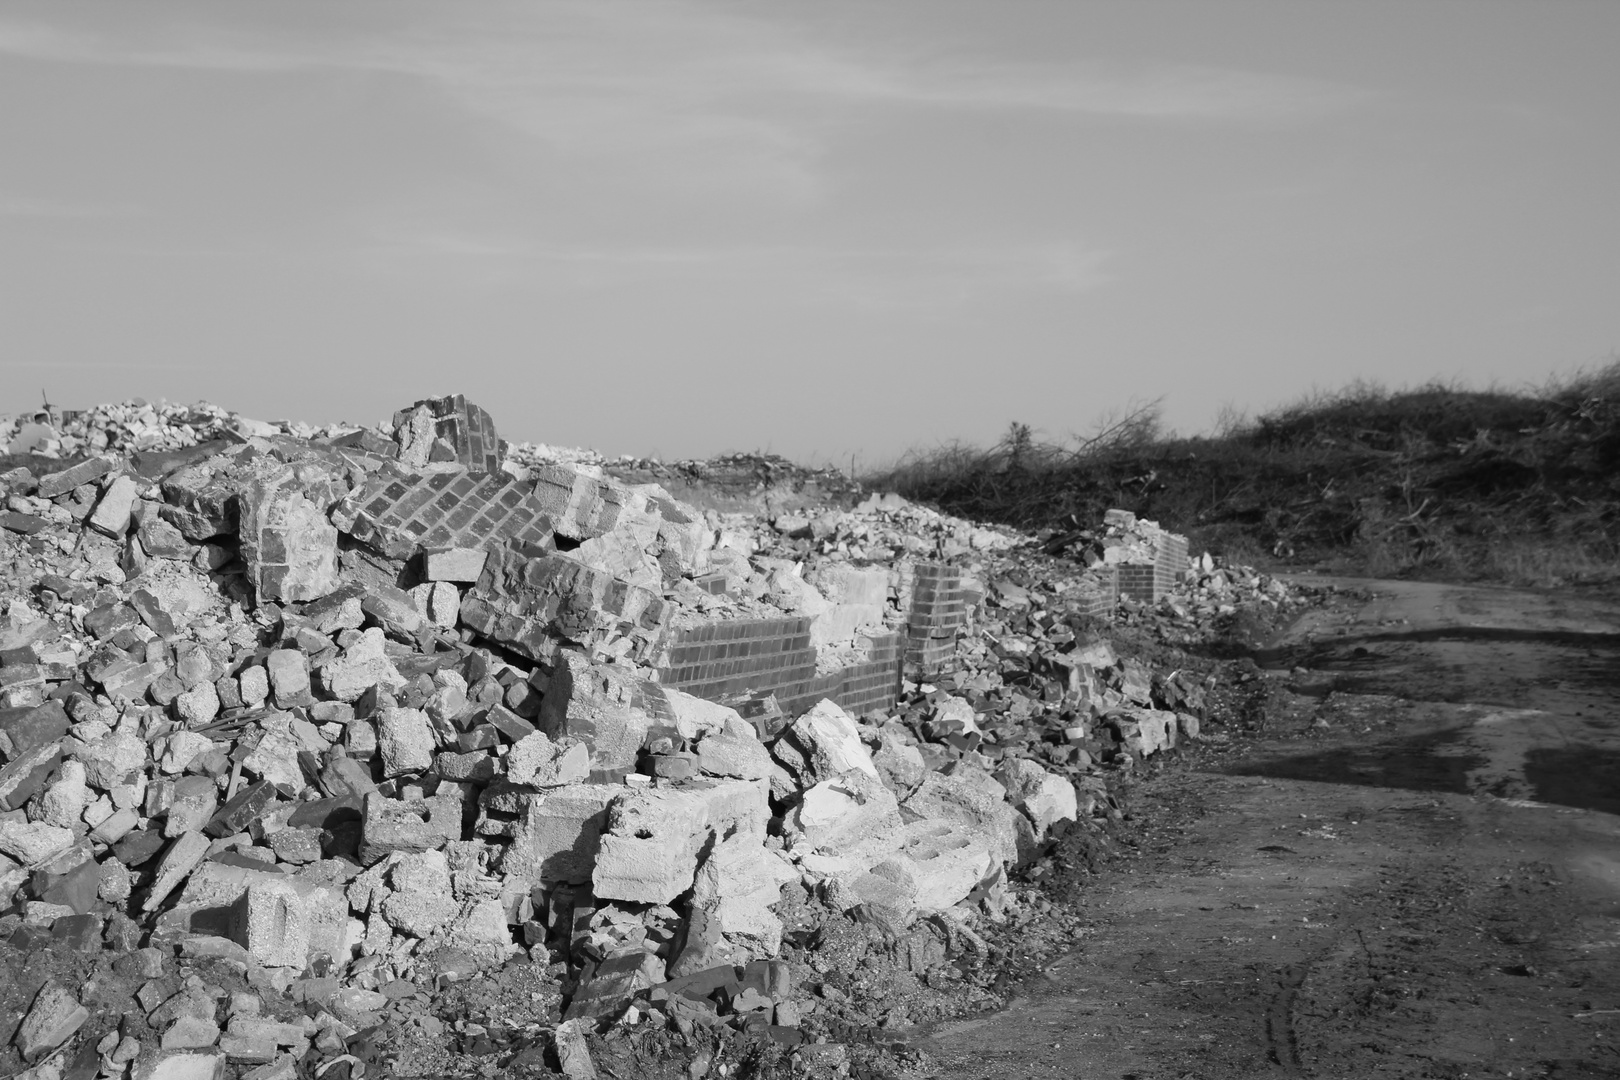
left=0, top=394, right=1317, bottom=1080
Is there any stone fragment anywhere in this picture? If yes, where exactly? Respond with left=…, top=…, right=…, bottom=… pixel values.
left=77, top=731, right=146, bottom=788
left=37, top=759, right=89, bottom=829
left=505, top=732, right=591, bottom=788
left=694, top=715, right=773, bottom=781
left=784, top=769, right=901, bottom=853
left=535, top=653, right=654, bottom=771
left=902, top=768, right=1019, bottom=867
left=392, top=394, right=503, bottom=473
left=88, top=474, right=139, bottom=537
left=500, top=783, right=619, bottom=885
left=205, top=779, right=278, bottom=838
left=265, top=650, right=313, bottom=708
left=242, top=730, right=303, bottom=792
left=14, top=981, right=88, bottom=1062
left=773, top=699, right=879, bottom=785
left=163, top=1015, right=222, bottom=1050
left=0, top=740, right=61, bottom=810
left=424, top=547, right=488, bottom=583
left=142, top=830, right=212, bottom=912
left=377, top=707, right=434, bottom=777
left=997, top=758, right=1078, bottom=833
left=239, top=480, right=339, bottom=603
left=233, top=879, right=315, bottom=969
left=593, top=780, right=768, bottom=904
left=232, top=668, right=267, bottom=711
left=380, top=850, right=459, bottom=937
left=0, top=820, right=74, bottom=864
left=0, top=701, right=70, bottom=756
left=37, top=456, right=114, bottom=499
left=316, top=627, right=404, bottom=702
left=174, top=680, right=222, bottom=726
left=133, top=1051, right=225, bottom=1080
left=410, top=581, right=460, bottom=628
left=358, top=792, right=462, bottom=865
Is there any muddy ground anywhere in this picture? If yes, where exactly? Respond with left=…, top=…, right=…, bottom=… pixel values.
left=918, top=576, right=1620, bottom=1080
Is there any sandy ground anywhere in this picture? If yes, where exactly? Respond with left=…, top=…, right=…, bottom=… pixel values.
left=917, top=577, right=1620, bottom=1079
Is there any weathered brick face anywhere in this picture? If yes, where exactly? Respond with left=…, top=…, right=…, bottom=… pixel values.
left=904, top=562, right=965, bottom=679
left=335, top=465, right=556, bottom=561
left=652, top=621, right=903, bottom=719
left=395, top=394, right=504, bottom=473
left=1115, top=532, right=1190, bottom=602
left=460, top=546, right=668, bottom=664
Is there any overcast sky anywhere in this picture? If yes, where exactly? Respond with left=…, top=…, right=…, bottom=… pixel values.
left=0, top=1, right=1615, bottom=463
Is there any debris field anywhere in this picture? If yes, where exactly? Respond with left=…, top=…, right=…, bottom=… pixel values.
left=0, top=396, right=1324, bottom=1080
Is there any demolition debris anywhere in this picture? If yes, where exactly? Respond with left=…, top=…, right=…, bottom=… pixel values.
left=0, top=396, right=1322, bottom=1080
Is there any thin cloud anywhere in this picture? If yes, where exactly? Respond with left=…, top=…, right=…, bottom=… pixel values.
left=0, top=4, right=1369, bottom=203
left=358, top=226, right=1111, bottom=305
left=0, top=192, right=135, bottom=219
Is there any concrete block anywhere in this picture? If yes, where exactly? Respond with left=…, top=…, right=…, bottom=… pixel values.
left=425, top=547, right=489, bottom=583
left=380, top=850, right=459, bottom=937
left=593, top=780, right=768, bottom=904
left=0, top=820, right=73, bottom=865
left=773, top=699, right=878, bottom=785
left=695, top=716, right=773, bottom=781
left=14, top=981, right=87, bottom=1062
left=317, top=627, right=405, bottom=703
left=359, top=792, right=463, bottom=865
left=240, top=480, right=340, bottom=604
left=378, top=707, right=435, bottom=778
left=500, top=783, right=619, bottom=885
left=134, top=1050, right=225, bottom=1080
left=537, top=653, right=653, bottom=771
left=901, top=768, right=1018, bottom=868
left=505, top=732, right=591, bottom=788
left=784, top=769, right=901, bottom=853
left=88, top=474, right=139, bottom=537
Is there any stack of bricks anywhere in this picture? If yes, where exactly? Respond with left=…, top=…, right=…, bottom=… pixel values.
left=651, top=620, right=904, bottom=720
left=1115, top=530, right=1191, bottom=602
left=904, top=562, right=966, bottom=679
left=1072, top=567, right=1118, bottom=621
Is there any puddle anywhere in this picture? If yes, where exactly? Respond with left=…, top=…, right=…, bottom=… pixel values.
left=1523, top=745, right=1620, bottom=816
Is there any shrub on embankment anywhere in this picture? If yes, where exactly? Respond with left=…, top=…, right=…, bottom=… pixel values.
left=864, top=364, right=1620, bottom=585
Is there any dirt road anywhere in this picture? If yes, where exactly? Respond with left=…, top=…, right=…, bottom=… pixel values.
left=919, top=578, right=1620, bottom=1079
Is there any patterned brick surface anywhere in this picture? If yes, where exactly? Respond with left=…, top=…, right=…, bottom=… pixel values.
left=461, top=546, right=668, bottom=664
left=336, top=465, right=556, bottom=561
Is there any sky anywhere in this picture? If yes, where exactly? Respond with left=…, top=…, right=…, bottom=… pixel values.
left=0, top=1, right=1616, bottom=465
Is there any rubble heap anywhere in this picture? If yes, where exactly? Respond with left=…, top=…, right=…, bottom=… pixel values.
left=0, top=395, right=1309, bottom=1080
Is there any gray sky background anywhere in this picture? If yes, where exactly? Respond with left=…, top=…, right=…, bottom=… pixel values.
left=1, top=1, right=1616, bottom=463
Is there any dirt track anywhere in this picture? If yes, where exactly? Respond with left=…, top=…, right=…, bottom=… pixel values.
left=918, top=577, right=1620, bottom=1079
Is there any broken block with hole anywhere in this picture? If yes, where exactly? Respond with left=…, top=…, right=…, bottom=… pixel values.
left=592, top=779, right=768, bottom=904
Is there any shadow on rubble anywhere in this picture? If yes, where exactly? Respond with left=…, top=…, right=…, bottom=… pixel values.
left=1217, top=727, right=1484, bottom=797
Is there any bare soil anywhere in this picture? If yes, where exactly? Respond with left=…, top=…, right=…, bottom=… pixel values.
left=916, top=577, right=1620, bottom=1079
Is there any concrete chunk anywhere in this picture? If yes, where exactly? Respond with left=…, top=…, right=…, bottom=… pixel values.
left=15, top=981, right=88, bottom=1062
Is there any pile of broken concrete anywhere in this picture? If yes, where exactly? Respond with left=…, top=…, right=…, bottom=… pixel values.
left=0, top=395, right=1232, bottom=1080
